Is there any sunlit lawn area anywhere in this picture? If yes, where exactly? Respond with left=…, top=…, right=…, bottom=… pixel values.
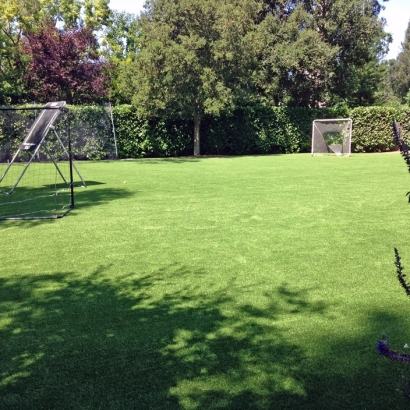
left=2, top=153, right=410, bottom=409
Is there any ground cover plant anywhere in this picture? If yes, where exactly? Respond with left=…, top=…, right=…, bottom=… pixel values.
left=1, top=154, right=410, bottom=409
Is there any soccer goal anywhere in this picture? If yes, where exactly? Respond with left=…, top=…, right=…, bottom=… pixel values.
left=0, top=102, right=82, bottom=220
left=312, top=118, right=352, bottom=156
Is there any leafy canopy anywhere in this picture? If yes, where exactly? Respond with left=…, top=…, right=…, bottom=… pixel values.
left=118, top=0, right=260, bottom=154
left=23, top=21, right=110, bottom=104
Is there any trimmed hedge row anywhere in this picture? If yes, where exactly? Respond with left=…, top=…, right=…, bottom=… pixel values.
left=0, top=105, right=118, bottom=160
left=113, top=105, right=192, bottom=158
left=350, top=106, right=410, bottom=153
left=112, top=104, right=353, bottom=157
left=112, top=104, right=406, bottom=157
left=2, top=104, right=406, bottom=158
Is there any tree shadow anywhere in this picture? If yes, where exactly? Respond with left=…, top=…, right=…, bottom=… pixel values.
left=296, top=310, right=410, bottom=409
left=73, top=182, right=135, bottom=212
left=2, top=263, right=405, bottom=409
left=0, top=265, right=329, bottom=409
left=76, top=180, right=106, bottom=187
left=0, top=180, right=134, bottom=227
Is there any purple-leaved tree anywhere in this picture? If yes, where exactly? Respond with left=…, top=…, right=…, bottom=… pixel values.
left=23, top=21, right=110, bottom=104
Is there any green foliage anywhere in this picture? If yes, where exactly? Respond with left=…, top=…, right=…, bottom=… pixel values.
left=0, top=0, right=394, bottom=113
left=0, top=108, right=35, bottom=158
left=116, top=104, right=410, bottom=157
left=111, top=105, right=145, bottom=157
left=112, top=105, right=192, bottom=158
left=3, top=103, right=407, bottom=159
left=0, top=105, right=117, bottom=160
left=100, top=11, right=140, bottom=104
left=394, top=107, right=410, bottom=151
left=111, top=103, right=350, bottom=157
left=351, top=106, right=397, bottom=152
left=323, top=0, right=390, bottom=107
left=118, top=0, right=260, bottom=154
left=254, top=0, right=390, bottom=108
left=390, top=21, right=410, bottom=103
left=0, top=0, right=112, bottom=104
left=67, top=105, right=117, bottom=159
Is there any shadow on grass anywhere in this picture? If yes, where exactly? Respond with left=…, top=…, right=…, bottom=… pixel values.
left=73, top=181, right=134, bottom=212
left=0, top=265, right=406, bottom=409
left=75, top=180, right=106, bottom=187
left=0, top=180, right=134, bottom=227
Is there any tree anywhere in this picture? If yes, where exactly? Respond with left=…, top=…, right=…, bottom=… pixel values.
left=0, top=0, right=111, bottom=103
left=315, top=0, right=391, bottom=107
left=0, top=0, right=111, bottom=31
left=255, top=0, right=391, bottom=107
left=119, top=0, right=259, bottom=155
left=390, top=20, right=410, bottom=103
left=23, top=21, right=110, bottom=104
left=101, top=11, right=140, bottom=61
left=100, top=10, right=140, bottom=103
left=254, top=2, right=338, bottom=107
left=0, top=19, right=28, bottom=103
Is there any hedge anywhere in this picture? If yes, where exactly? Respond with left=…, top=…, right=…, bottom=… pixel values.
left=85, top=104, right=410, bottom=157
left=1, top=103, right=408, bottom=158
left=112, top=104, right=351, bottom=157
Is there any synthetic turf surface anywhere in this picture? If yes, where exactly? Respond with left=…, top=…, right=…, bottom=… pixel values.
left=1, top=153, right=410, bottom=409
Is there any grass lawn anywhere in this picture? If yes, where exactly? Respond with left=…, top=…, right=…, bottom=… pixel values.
left=1, top=153, right=410, bottom=409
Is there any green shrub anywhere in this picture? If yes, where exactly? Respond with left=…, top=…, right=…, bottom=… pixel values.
left=1, top=103, right=406, bottom=158
left=394, top=106, right=410, bottom=147
left=113, top=106, right=193, bottom=157
left=350, top=107, right=397, bottom=152
left=199, top=105, right=350, bottom=156
left=112, top=105, right=147, bottom=158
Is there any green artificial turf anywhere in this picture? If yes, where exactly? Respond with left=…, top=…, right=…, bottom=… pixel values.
left=1, top=153, right=410, bottom=409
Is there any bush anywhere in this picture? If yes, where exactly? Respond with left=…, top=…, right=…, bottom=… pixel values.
left=112, top=105, right=192, bottom=158
left=199, top=105, right=350, bottom=156
left=1, top=103, right=406, bottom=158
left=77, top=104, right=403, bottom=157
left=350, top=107, right=397, bottom=152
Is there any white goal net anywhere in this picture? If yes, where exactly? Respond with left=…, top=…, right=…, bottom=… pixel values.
left=312, top=118, right=352, bottom=156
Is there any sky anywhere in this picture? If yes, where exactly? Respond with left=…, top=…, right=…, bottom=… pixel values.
left=108, top=0, right=145, bottom=16
left=380, top=0, right=410, bottom=59
left=108, top=0, right=410, bottom=60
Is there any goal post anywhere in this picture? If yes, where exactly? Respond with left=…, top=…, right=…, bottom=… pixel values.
left=312, top=118, right=352, bottom=156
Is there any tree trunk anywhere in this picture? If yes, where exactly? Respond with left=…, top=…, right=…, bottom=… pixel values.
left=193, top=115, right=201, bottom=156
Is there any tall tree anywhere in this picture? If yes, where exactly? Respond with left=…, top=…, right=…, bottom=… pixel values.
left=390, top=20, right=410, bottom=103
left=0, top=19, right=27, bottom=103
left=255, top=0, right=391, bottom=107
left=315, top=0, right=390, bottom=107
left=101, top=11, right=139, bottom=61
left=254, top=2, right=337, bottom=107
left=119, top=0, right=259, bottom=155
left=23, top=21, right=110, bottom=104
